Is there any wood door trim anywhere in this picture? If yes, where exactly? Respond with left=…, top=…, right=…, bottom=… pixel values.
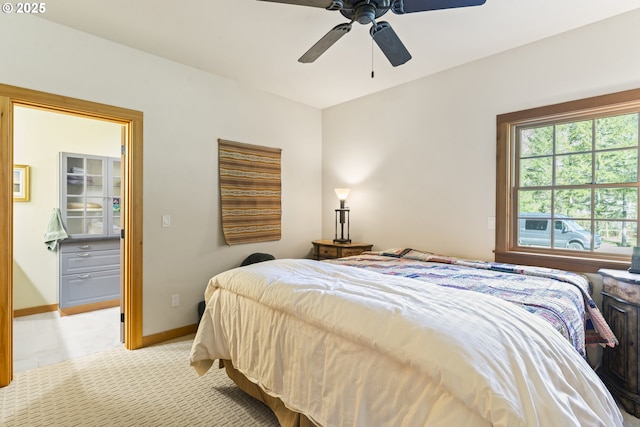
left=0, top=95, right=13, bottom=386
left=0, top=83, right=144, bottom=387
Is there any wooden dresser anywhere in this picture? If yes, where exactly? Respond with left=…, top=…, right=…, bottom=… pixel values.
left=312, top=239, right=373, bottom=261
left=599, top=268, right=640, bottom=418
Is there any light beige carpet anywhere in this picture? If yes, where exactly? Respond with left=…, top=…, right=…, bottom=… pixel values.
left=5, top=334, right=640, bottom=427
left=1, top=334, right=278, bottom=426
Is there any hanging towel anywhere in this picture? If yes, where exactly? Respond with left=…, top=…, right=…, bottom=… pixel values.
left=44, top=208, right=69, bottom=250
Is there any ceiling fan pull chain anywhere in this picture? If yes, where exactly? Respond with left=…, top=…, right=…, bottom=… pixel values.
left=371, top=38, right=375, bottom=78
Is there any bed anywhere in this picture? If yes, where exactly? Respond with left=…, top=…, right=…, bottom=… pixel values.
left=190, top=248, right=623, bottom=427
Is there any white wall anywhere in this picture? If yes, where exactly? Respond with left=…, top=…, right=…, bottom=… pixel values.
left=1, top=15, right=322, bottom=335
left=13, top=106, right=121, bottom=310
left=322, top=9, right=640, bottom=262
left=5, top=9, right=637, bottom=336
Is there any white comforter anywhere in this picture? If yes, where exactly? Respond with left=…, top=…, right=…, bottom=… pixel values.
left=190, top=259, right=622, bottom=427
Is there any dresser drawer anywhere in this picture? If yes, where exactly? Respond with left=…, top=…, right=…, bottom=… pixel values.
left=312, top=240, right=373, bottom=260
left=603, top=276, right=640, bottom=304
left=60, top=239, right=119, bottom=253
left=318, top=246, right=339, bottom=258
left=59, top=269, right=120, bottom=308
left=61, top=249, right=120, bottom=274
left=342, top=247, right=371, bottom=257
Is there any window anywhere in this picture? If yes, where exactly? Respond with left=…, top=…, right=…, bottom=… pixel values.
left=496, top=88, right=640, bottom=273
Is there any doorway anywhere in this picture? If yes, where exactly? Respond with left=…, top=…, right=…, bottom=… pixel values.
left=13, top=106, right=122, bottom=370
left=0, top=84, right=144, bottom=387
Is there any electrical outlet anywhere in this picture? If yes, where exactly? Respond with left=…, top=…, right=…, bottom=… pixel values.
left=171, top=294, right=179, bottom=307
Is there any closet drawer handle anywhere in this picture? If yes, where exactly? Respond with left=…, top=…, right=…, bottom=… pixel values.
left=77, top=274, right=91, bottom=279
left=78, top=245, right=91, bottom=250
left=76, top=253, right=91, bottom=257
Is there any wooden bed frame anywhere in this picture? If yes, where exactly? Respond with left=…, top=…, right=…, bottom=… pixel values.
left=221, top=359, right=315, bottom=427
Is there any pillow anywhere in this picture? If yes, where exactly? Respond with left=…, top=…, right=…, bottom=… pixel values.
left=402, top=249, right=435, bottom=261
left=402, top=249, right=459, bottom=264
left=379, top=248, right=412, bottom=258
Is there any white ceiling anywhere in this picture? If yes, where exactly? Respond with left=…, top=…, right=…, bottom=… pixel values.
left=39, top=0, right=640, bottom=109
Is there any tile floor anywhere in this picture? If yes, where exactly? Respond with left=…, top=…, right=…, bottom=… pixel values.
left=13, top=306, right=122, bottom=373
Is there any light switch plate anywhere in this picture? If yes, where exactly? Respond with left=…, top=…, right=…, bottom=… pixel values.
left=487, top=217, right=496, bottom=230
left=162, top=214, right=171, bottom=227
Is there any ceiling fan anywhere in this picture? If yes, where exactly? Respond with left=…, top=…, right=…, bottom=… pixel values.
left=259, top=0, right=487, bottom=67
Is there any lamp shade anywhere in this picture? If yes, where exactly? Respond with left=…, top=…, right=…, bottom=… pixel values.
left=334, top=188, right=351, bottom=201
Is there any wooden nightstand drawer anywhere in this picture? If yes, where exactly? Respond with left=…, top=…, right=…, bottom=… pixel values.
left=342, top=247, right=367, bottom=257
left=319, top=246, right=339, bottom=258
left=312, top=240, right=373, bottom=260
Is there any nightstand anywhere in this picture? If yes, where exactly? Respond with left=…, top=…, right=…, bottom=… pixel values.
left=311, top=239, right=373, bottom=261
left=599, top=268, right=640, bottom=418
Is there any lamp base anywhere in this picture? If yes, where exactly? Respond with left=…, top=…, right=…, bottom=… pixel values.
left=333, top=238, right=352, bottom=244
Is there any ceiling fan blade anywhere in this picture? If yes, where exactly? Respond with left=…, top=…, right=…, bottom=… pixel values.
left=299, top=23, right=352, bottom=63
left=370, top=22, right=411, bottom=67
left=392, top=0, right=486, bottom=14
left=258, top=0, right=340, bottom=9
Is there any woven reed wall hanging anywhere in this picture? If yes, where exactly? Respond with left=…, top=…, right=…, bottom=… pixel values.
left=218, top=139, right=282, bottom=245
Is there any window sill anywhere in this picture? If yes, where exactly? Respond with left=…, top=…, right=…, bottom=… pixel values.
left=494, top=250, right=630, bottom=274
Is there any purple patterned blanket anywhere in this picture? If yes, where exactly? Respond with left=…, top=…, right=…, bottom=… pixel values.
left=326, top=248, right=617, bottom=357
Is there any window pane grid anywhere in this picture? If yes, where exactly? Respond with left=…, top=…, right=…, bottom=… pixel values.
left=515, top=112, right=640, bottom=255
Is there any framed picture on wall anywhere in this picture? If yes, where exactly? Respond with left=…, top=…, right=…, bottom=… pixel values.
left=13, top=164, right=30, bottom=202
